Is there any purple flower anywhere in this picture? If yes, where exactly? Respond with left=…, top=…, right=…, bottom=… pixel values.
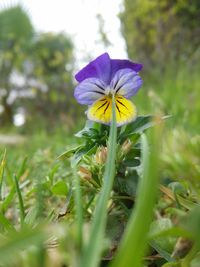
left=74, top=53, right=143, bottom=126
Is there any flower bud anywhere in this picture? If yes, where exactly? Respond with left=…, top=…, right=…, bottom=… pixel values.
left=121, top=139, right=132, bottom=154
left=95, top=146, right=108, bottom=164
left=78, top=166, right=92, bottom=180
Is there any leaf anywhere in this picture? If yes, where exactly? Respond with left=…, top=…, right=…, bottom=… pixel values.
left=71, top=144, right=98, bottom=167
left=75, top=120, right=96, bottom=138
left=114, top=171, right=139, bottom=197
left=75, top=121, right=109, bottom=146
left=149, top=218, right=176, bottom=255
left=160, top=185, right=199, bottom=210
left=149, top=240, right=174, bottom=262
left=47, top=163, right=60, bottom=184
left=119, top=115, right=170, bottom=142
left=57, top=145, right=84, bottom=160
left=122, top=147, right=141, bottom=167
left=51, top=181, right=68, bottom=196
left=119, top=115, right=154, bottom=141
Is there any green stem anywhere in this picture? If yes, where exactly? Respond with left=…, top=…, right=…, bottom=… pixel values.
left=111, top=132, right=160, bottom=267
left=80, top=96, right=117, bottom=267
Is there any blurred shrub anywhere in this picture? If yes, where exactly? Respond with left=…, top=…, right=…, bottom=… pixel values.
left=120, top=0, right=200, bottom=72
left=24, top=32, right=79, bottom=129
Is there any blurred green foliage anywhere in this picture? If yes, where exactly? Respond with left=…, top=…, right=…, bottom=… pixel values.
left=0, top=5, right=78, bottom=129
left=0, top=5, right=34, bottom=124
left=0, top=5, right=34, bottom=45
left=26, top=32, right=76, bottom=127
left=120, top=0, right=200, bottom=72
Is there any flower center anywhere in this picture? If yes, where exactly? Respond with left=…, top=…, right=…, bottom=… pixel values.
left=105, top=86, right=115, bottom=96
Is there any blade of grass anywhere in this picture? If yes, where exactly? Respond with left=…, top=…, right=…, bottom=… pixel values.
left=17, top=156, right=28, bottom=179
left=35, top=177, right=45, bottom=220
left=72, top=163, right=83, bottom=250
left=0, top=186, right=15, bottom=212
left=80, top=96, right=117, bottom=267
left=0, top=149, right=6, bottom=200
left=13, top=174, right=25, bottom=227
left=0, top=213, right=16, bottom=232
left=110, top=131, right=160, bottom=267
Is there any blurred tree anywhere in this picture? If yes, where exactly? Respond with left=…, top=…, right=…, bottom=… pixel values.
left=0, top=5, right=34, bottom=124
left=96, top=13, right=112, bottom=48
left=0, top=5, right=77, bottom=129
left=120, top=0, right=200, bottom=73
left=27, top=32, right=75, bottom=127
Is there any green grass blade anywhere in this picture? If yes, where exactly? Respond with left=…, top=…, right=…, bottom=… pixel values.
left=1, top=186, right=15, bottom=212
left=17, top=156, right=28, bottom=178
left=0, top=149, right=6, bottom=200
left=0, top=213, right=16, bottom=232
left=13, top=174, right=25, bottom=226
left=72, top=164, right=83, bottom=250
left=80, top=96, right=117, bottom=267
left=111, top=132, right=160, bottom=267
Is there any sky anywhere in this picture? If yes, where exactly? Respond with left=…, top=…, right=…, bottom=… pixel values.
left=0, top=0, right=127, bottom=67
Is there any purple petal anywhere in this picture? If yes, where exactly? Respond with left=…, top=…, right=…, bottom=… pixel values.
left=75, top=53, right=111, bottom=84
left=110, top=59, right=143, bottom=81
left=110, top=68, right=143, bottom=98
left=74, top=77, right=106, bottom=105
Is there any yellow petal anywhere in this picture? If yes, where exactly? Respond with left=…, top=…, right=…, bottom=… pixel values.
left=87, top=95, right=137, bottom=126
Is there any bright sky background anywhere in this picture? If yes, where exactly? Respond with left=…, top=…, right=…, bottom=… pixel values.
left=0, top=0, right=127, bottom=68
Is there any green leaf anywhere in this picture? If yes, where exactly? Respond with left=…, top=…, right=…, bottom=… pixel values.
left=119, top=115, right=153, bottom=139
left=119, top=115, right=170, bottom=142
left=149, top=218, right=176, bottom=255
left=150, top=240, right=174, bottom=262
left=57, top=145, right=83, bottom=160
left=75, top=120, right=96, bottom=138
left=71, top=144, right=98, bottom=167
left=114, top=171, right=139, bottom=197
left=51, top=181, right=68, bottom=196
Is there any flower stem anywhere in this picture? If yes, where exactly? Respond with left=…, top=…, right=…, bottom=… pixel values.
left=80, top=95, right=117, bottom=267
